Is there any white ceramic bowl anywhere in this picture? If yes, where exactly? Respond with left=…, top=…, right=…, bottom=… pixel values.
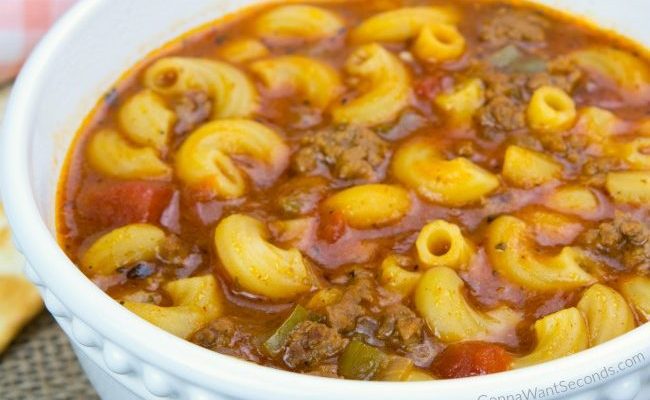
left=2, top=1, right=650, bottom=399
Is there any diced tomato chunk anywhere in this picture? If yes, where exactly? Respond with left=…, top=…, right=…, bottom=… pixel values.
left=414, top=76, right=442, bottom=100
left=318, top=210, right=347, bottom=243
left=76, top=180, right=173, bottom=228
left=430, top=341, right=513, bottom=379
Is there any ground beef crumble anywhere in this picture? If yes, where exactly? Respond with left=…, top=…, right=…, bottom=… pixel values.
left=476, top=95, right=526, bottom=139
left=292, top=125, right=389, bottom=182
left=306, top=364, right=340, bottom=378
left=274, top=176, right=329, bottom=217
left=581, top=157, right=625, bottom=188
left=581, top=212, right=650, bottom=273
left=191, top=317, right=262, bottom=362
left=527, top=59, right=582, bottom=94
left=537, top=131, right=588, bottom=163
left=377, top=304, right=424, bottom=346
left=325, top=270, right=376, bottom=333
left=479, top=8, right=549, bottom=46
left=475, top=59, right=582, bottom=141
left=283, top=321, right=347, bottom=370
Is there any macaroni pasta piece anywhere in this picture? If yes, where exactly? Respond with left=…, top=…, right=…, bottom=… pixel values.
left=124, top=275, right=223, bottom=338
left=253, top=5, right=344, bottom=40
left=321, top=184, right=411, bottom=229
left=217, top=38, right=270, bottom=64
left=513, top=308, right=589, bottom=368
left=379, top=254, right=422, bottom=298
left=518, top=209, right=582, bottom=245
left=306, top=288, right=343, bottom=310
left=412, top=23, right=466, bottom=63
left=144, top=57, right=258, bottom=119
left=615, top=137, right=650, bottom=170
left=81, top=224, right=166, bottom=276
left=578, top=109, right=650, bottom=172
left=55, top=0, right=650, bottom=380
left=250, top=56, right=342, bottom=110
left=86, top=129, right=171, bottom=180
left=331, top=44, right=411, bottom=126
left=118, top=90, right=175, bottom=153
left=570, top=47, right=650, bottom=97
left=526, top=86, right=576, bottom=134
left=434, top=78, right=485, bottom=125
left=350, top=6, right=459, bottom=44
left=414, top=267, right=521, bottom=343
left=574, top=107, right=621, bottom=144
left=577, top=284, right=635, bottom=346
left=405, top=369, right=435, bottom=381
left=175, top=119, right=289, bottom=199
left=502, top=145, right=563, bottom=188
left=392, top=138, right=499, bottom=206
left=545, top=186, right=600, bottom=217
left=415, top=220, right=474, bottom=270
left=487, top=216, right=595, bottom=291
left=606, top=171, right=650, bottom=205
left=620, top=276, right=650, bottom=320
left=214, top=214, right=312, bottom=299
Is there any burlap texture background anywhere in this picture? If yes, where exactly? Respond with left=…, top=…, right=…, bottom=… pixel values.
left=0, top=84, right=98, bottom=399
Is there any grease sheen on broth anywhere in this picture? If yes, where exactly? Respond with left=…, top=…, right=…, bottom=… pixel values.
left=58, top=0, right=650, bottom=381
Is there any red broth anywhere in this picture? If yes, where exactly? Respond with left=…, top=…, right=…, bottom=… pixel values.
left=57, top=0, right=650, bottom=380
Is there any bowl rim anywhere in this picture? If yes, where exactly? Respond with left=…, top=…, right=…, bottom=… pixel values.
left=1, top=0, right=649, bottom=399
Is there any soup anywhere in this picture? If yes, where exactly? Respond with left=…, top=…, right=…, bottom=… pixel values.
left=57, top=0, right=650, bottom=380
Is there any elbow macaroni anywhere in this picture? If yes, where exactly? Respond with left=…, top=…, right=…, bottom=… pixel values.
left=606, top=171, right=650, bottom=205
left=118, top=90, right=175, bottom=153
left=144, top=57, right=258, bottom=119
left=412, top=23, right=466, bottom=63
left=526, top=86, right=577, bottom=135
left=545, top=186, right=600, bottom=217
left=306, top=287, right=343, bottom=310
left=615, top=137, right=650, bottom=170
left=577, top=284, right=635, bottom=346
left=217, top=38, right=270, bottom=64
left=434, top=78, right=485, bottom=124
left=575, top=107, right=621, bottom=144
left=214, top=214, right=311, bottom=299
left=487, top=216, right=595, bottom=291
left=414, top=267, right=521, bottom=343
left=321, top=184, right=411, bottom=229
left=175, top=119, right=289, bottom=199
left=570, top=47, right=650, bottom=96
left=405, top=369, right=434, bottom=381
left=415, top=220, right=473, bottom=270
left=513, top=308, right=589, bottom=368
left=250, top=56, right=342, bottom=110
left=124, top=275, right=223, bottom=338
left=620, top=276, right=650, bottom=320
left=87, top=129, right=171, bottom=180
left=81, top=224, right=166, bottom=275
left=253, top=5, right=344, bottom=40
left=392, top=138, right=499, bottom=206
left=331, top=44, right=411, bottom=126
left=519, top=208, right=582, bottom=245
left=350, top=7, right=458, bottom=44
left=380, top=254, right=422, bottom=298
left=502, top=145, right=563, bottom=188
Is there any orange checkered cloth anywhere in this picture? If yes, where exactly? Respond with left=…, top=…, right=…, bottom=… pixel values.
left=0, top=0, right=76, bottom=83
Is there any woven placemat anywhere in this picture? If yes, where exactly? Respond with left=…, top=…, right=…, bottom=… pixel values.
left=0, top=84, right=98, bottom=399
left=0, top=312, right=98, bottom=399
